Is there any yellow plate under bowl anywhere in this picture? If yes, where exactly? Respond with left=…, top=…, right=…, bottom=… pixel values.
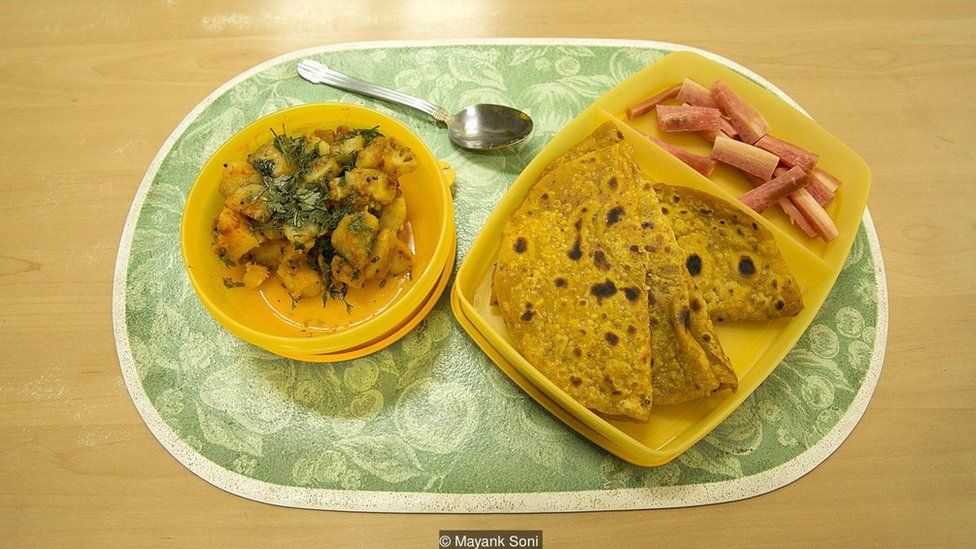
left=182, top=103, right=455, bottom=356
left=451, top=51, right=871, bottom=466
left=273, top=238, right=455, bottom=363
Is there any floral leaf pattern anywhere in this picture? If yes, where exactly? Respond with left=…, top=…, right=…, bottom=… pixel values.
left=337, top=435, right=425, bottom=483
left=120, top=44, right=882, bottom=495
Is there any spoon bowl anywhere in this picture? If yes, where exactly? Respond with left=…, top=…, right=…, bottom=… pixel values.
left=297, top=59, right=533, bottom=151
left=448, top=104, right=533, bottom=150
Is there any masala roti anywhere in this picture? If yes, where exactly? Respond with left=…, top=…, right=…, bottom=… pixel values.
left=540, top=122, right=625, bottom=177
left=654, top=184, right=803, bottom=321
left=494, top=142, right=654, bottom=421
left=635, top=170, right=737, bottom=404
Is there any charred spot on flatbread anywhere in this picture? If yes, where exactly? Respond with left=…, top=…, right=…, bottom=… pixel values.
left=590, top=279, right=617, bottom=301
left=513, top=237, right=528, bottom=253
left=568, top=236, right=583, bottom=260
left=593, top=250, right=611, bottom=271
left=738, top=256, right=756, bottom=276
left=606, top=206, right=625, bottom=226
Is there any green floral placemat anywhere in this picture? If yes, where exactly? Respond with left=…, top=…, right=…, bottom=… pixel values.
left=113, top=40, right=887, bottom=512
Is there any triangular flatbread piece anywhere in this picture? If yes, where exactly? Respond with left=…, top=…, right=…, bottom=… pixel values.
left=654, top=184, right=803, bottom=321
left=635, top=168, right=736, bottom=404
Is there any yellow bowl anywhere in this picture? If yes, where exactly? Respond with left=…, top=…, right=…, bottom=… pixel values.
left=273, top=239, right=455, bottom=363
left=181, top=103, right=455, bottom=356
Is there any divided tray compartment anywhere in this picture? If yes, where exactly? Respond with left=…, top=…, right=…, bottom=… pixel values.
left=451, top=51, right=872, bottom=466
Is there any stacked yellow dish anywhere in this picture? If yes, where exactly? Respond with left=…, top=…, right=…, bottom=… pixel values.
left=450, top=52, right=872, bottom=465
left=181, top=104, right=456, bottom=362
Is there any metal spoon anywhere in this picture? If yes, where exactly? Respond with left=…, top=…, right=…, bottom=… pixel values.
left=297, top=59, right=533, bottom=151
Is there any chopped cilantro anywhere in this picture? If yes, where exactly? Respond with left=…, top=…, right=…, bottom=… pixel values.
left=252, top=159, right=275, bottom=178
left=336, top=126, right=383, bottom=145
left=329, top=284, right=353, bottom=314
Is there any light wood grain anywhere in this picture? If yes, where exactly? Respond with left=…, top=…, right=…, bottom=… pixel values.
left=1, top=0, right=974, bottom=546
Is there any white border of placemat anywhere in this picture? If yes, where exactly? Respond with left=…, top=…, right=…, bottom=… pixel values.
left=112, top=38, right=888, bottom=513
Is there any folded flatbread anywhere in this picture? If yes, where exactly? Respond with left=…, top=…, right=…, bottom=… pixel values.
left=539, top=122, right=625, bottom=177
left=542, top=122, right=737, bottom=403
left=654, top=184, right=803, bottom=321
left=494, top=142, right=654, bottom=421
left=636, top=170, right=737, bottom=403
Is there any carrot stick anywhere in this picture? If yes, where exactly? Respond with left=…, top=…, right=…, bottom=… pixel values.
left=700, top=117, right=738, bottom=143
left=643, top=135, right=717, bottom=176
left=656, top=104, right=724, bottom=132
left=791, top=188, right=839, bottom=241
left=755, top=135, right=820, bottom=174
left=711, top=81, right=770, bottom=144
left=805, top=176, right=834, bottom=206
left=746, top=172, right=817, bottom=237
left=806, top=168, right=841, bottom=206
left=676, top=78, right=719, bottom=109
left=711, top=135, right=779, bottom=180
left=626, top=84, right=681, bottom=120
left=779, top=197, right=818, bottom=237
left=811, top=168, right=841, bottom=192
left=739, top=166, right=808, bottom=212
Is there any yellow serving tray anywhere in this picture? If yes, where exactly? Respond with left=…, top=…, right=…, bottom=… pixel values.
left=451, top=51, right=872, bottom=466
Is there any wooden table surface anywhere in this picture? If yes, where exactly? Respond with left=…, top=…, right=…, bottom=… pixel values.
left=1, top=0, right=973, bottom=546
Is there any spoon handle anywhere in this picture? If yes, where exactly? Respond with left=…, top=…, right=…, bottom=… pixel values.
left=297, top=60, right=451, bottom=123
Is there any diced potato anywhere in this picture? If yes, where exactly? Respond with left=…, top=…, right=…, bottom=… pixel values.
left=334, top=134, right=365, bottom=165
left=331, top=255, right=365, bottom=289
left=247, top=239, right=289, bottom=269
left=363, top=229, right=396, bottom=281
left=243, top=262, right=270, bottom=289
left=219, top=161, right=262, bottom=198
left=327, top=176, right=354, bottom=202
left=225, top=184, right=271, bottom=223
left=277, top=249, right=323, bottom=298
left=355, top=137, right=389, bottom=169
left=212, top=208, right=261, bottom=262
left=302, top=155, right=341, bottom=183
left=346, top=168, right=396, bottom=205
left=381, top=139, right=418, bottom=179
left=282, top=223, right=320, bottom=248
left=259, top=228, right=285, bottom=241
left=388, top=238, right=414, bottom=276
left=313, top=129, right=336, bottom=144
left=378, top=197, right=407, bottom=232
left=248, top=141, right=294, bottom=177
left=331, top=212, right=378, bottom=269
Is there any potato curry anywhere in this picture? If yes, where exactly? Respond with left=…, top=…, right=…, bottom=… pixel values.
left=211, top=125, right=417, bottom=307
